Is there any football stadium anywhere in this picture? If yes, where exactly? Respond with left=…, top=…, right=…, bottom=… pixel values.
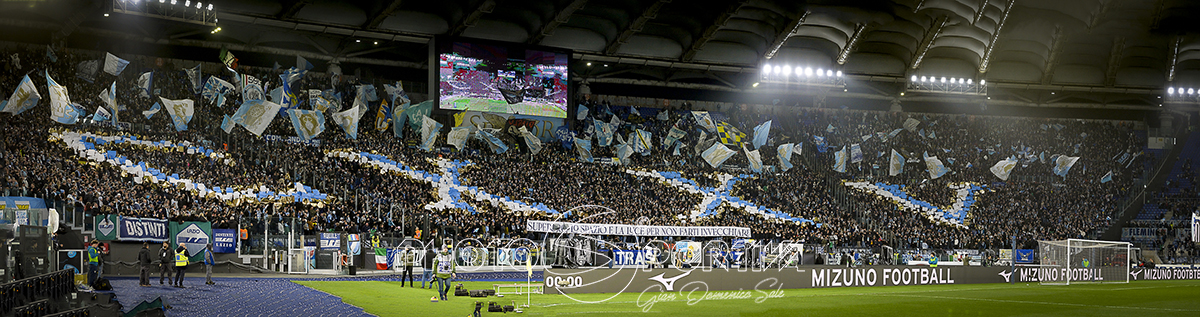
left=2, top=0, right=1200, bottom=316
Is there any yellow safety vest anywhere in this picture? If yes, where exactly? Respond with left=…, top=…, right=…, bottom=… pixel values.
left=175, top=250, right=188, bottom=266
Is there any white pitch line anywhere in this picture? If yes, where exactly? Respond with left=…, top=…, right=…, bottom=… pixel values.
left=877, top=293, right=1200, bottom=312
left=538, top=285, right=1010, bottom=307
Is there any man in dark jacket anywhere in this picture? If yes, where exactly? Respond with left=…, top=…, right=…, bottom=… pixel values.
left=159, top=242, right=173, bottom=285
left=137, top=242, right=152, bottom=286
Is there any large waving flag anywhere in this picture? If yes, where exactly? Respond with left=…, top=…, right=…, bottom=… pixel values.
left=202, top=76, right=234, bottom=100
left=419, top=115, right=442, bottom=151
left=281, top=67, right=306, bottom=89
left=103, top=52, right=130, bottom=76
left=616, top=143, right=633, bottom=163
left=405, top=101, right=433, bottom=132
left=752, top=120, right=772, bottom=149
left=850, top=143, right=863, bottom=163
left=160, top=97, right=195, bottom=131
left=716, top=122, right=744, bottom=145
left=185, top=64, right=201, bottom=93
left=833, top=146, right=848, bottom=173
left=664, top=124, right=686, bottom=149
left=701, top=143, right=736, bottom=168
left=137, top=72, right=153, bottom=98
left=383, top=82, right=409, bottom=107
left=374, top=99, right=391, bottom=132
left=98, top=81, right=115, bottom=111
left=232, top=100, right=281, bottom=136
left=446, top=126, right=472, bottom=150
left=2, top=75, right=40, bottom=115
left=477, top=129, right=509, bottom=154
left=990, top=157, right=1018, bottom=181
left=574, top=137, right=593, bottom=163
left=219, top=49, right=238, bottom=70
left=576, top=104, right=589, bottom=120
left=1100, top=171, right=1113, bottom=183
left=594, top=119, right=614, bottom=146
left=635, top=129, right=652, bottom=155
left=241, top=74, right=264, bottom=102
left=777, top=143, right=795, bottom=172
left=220, top=114, right=234, bottom=134
left=91, top=106, right=111, bottom=122
left=142, top=102, right=161, bottom=119
left=924, top=154, right=949, bottom=179
left=1053, top=155, right=1080, bottom=177
left=744, top=144, right=763, bottom=173
left=287, top=109, right=326, bottom=141
left=392, top=101, right=409, bottom=138
left=691, top=111, right=716, bottom=132
left=889, top=149, right=905, bottom=176
left=76, top=60, right=99, bottom=83
left=297, top=56, right=314, bottom=71
left=47, top=72, right=81, bottom=124
left=520, top=126, right=543, bottom=155
left=332, top=105, right=361, bottom=139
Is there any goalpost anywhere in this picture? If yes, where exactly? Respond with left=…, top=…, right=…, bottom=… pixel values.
left=1037, top=239, right=1131, bottom=285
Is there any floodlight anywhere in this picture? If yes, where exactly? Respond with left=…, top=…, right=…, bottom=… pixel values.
left=762, top=65, right=770, bottom=74
left=836, top=71, right=842, bottom=77
left=911, top=75, right=918, bottom=82
left=773, top=66, right=781, bottom=75
left=967, top=79, right=972, bottom=85
left=804, top=67, right=813, bottom=77
left=826, top=70, right=833, bottom=77
left=921, top=76, right=927, bottom=82
left=940, top=77, right=946, bottom=83
left=782, top=66, right=792, bottom=76
left=1168, top=87, right=1175, bottom=94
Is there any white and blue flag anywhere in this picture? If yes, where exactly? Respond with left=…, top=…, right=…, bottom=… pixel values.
left=833, top=146, right=848, bottom=173
left=575, top=137, right=593, bottom=163
left=752, top=120, right=771, bottom=149
left=232, top=99, right=282, bottom=136
left=744, top=144, right=762, bottom=173
left=287, top=108, right=325, bottom=141
left=990, top=156, right=1018, bottom=181
left=332, top=104, right=361, bottom=139
left=889, top=149, right=905, bottom=176
left=594, top=119, right=614, bottom=146
left=477, top=129, right=509, bottom=154
left=47, top=72, right=80, bottom=124
left=576, top=104, right=589, bottom=120
left=2, top=75, right=40, bottom=115
left=1100, top=171, right=1113, bottom=183
left=142, top=102, right=161, bottom=119
left=850, top=143, right=863, bottom=163
left=701, top=143, right=736, bottom=168
left=185, top=64, right=201, bottom=93
left=91, top=106, right=111, bottom=122
left=137, top=71, right=153, bottom=98
left=103, top=52, right=130, bottom=76
left=419, top=115, right=442, bottom=151
left=924, top=154, right=949, bottom=179
left=160, top=97, right=195, bottom=131
left=777, top=143, right=795, bottom=172
left=1053, top=155, right=1080, bottom=177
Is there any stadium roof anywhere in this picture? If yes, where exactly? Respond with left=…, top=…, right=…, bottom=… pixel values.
left=5, top=0, right=1200, bottom=111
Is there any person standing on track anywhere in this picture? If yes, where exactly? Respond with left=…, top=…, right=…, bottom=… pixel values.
left=174, top=244, right=188, bottom=287
left=401, top=246, right=416, bottom=287
left=159, top=242, right=173, bottom=285
left=204, top=243, right=216, bottom=285
left=137, top=242, right=152, bottom=286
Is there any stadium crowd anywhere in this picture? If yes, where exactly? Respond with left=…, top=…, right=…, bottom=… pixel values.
left=0, top=43, right=1151, bottom=251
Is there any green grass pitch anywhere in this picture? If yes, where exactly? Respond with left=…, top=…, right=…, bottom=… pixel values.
left=295, top=279, right=1200, bottom=316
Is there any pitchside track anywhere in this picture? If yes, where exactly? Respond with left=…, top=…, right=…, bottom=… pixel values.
left=298, top=280, right=1200, bottom=316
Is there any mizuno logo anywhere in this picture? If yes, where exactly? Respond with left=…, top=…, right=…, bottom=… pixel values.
left=998, top=270, right=1013, bottom=283
left=649, top=270, right=692, bottom=291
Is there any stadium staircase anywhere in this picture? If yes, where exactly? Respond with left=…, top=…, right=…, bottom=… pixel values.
left=1101, top=127, right=1191, bottom=242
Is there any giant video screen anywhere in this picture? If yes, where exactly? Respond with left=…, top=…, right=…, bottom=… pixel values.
left=437, top=39, right=569, bottom=118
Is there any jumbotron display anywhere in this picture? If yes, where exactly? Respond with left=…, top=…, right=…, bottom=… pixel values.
left=436, top=39, right=569, bottom=118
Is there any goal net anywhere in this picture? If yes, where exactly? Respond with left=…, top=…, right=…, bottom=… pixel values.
left=1037, top=239, right=1131, bottom=285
